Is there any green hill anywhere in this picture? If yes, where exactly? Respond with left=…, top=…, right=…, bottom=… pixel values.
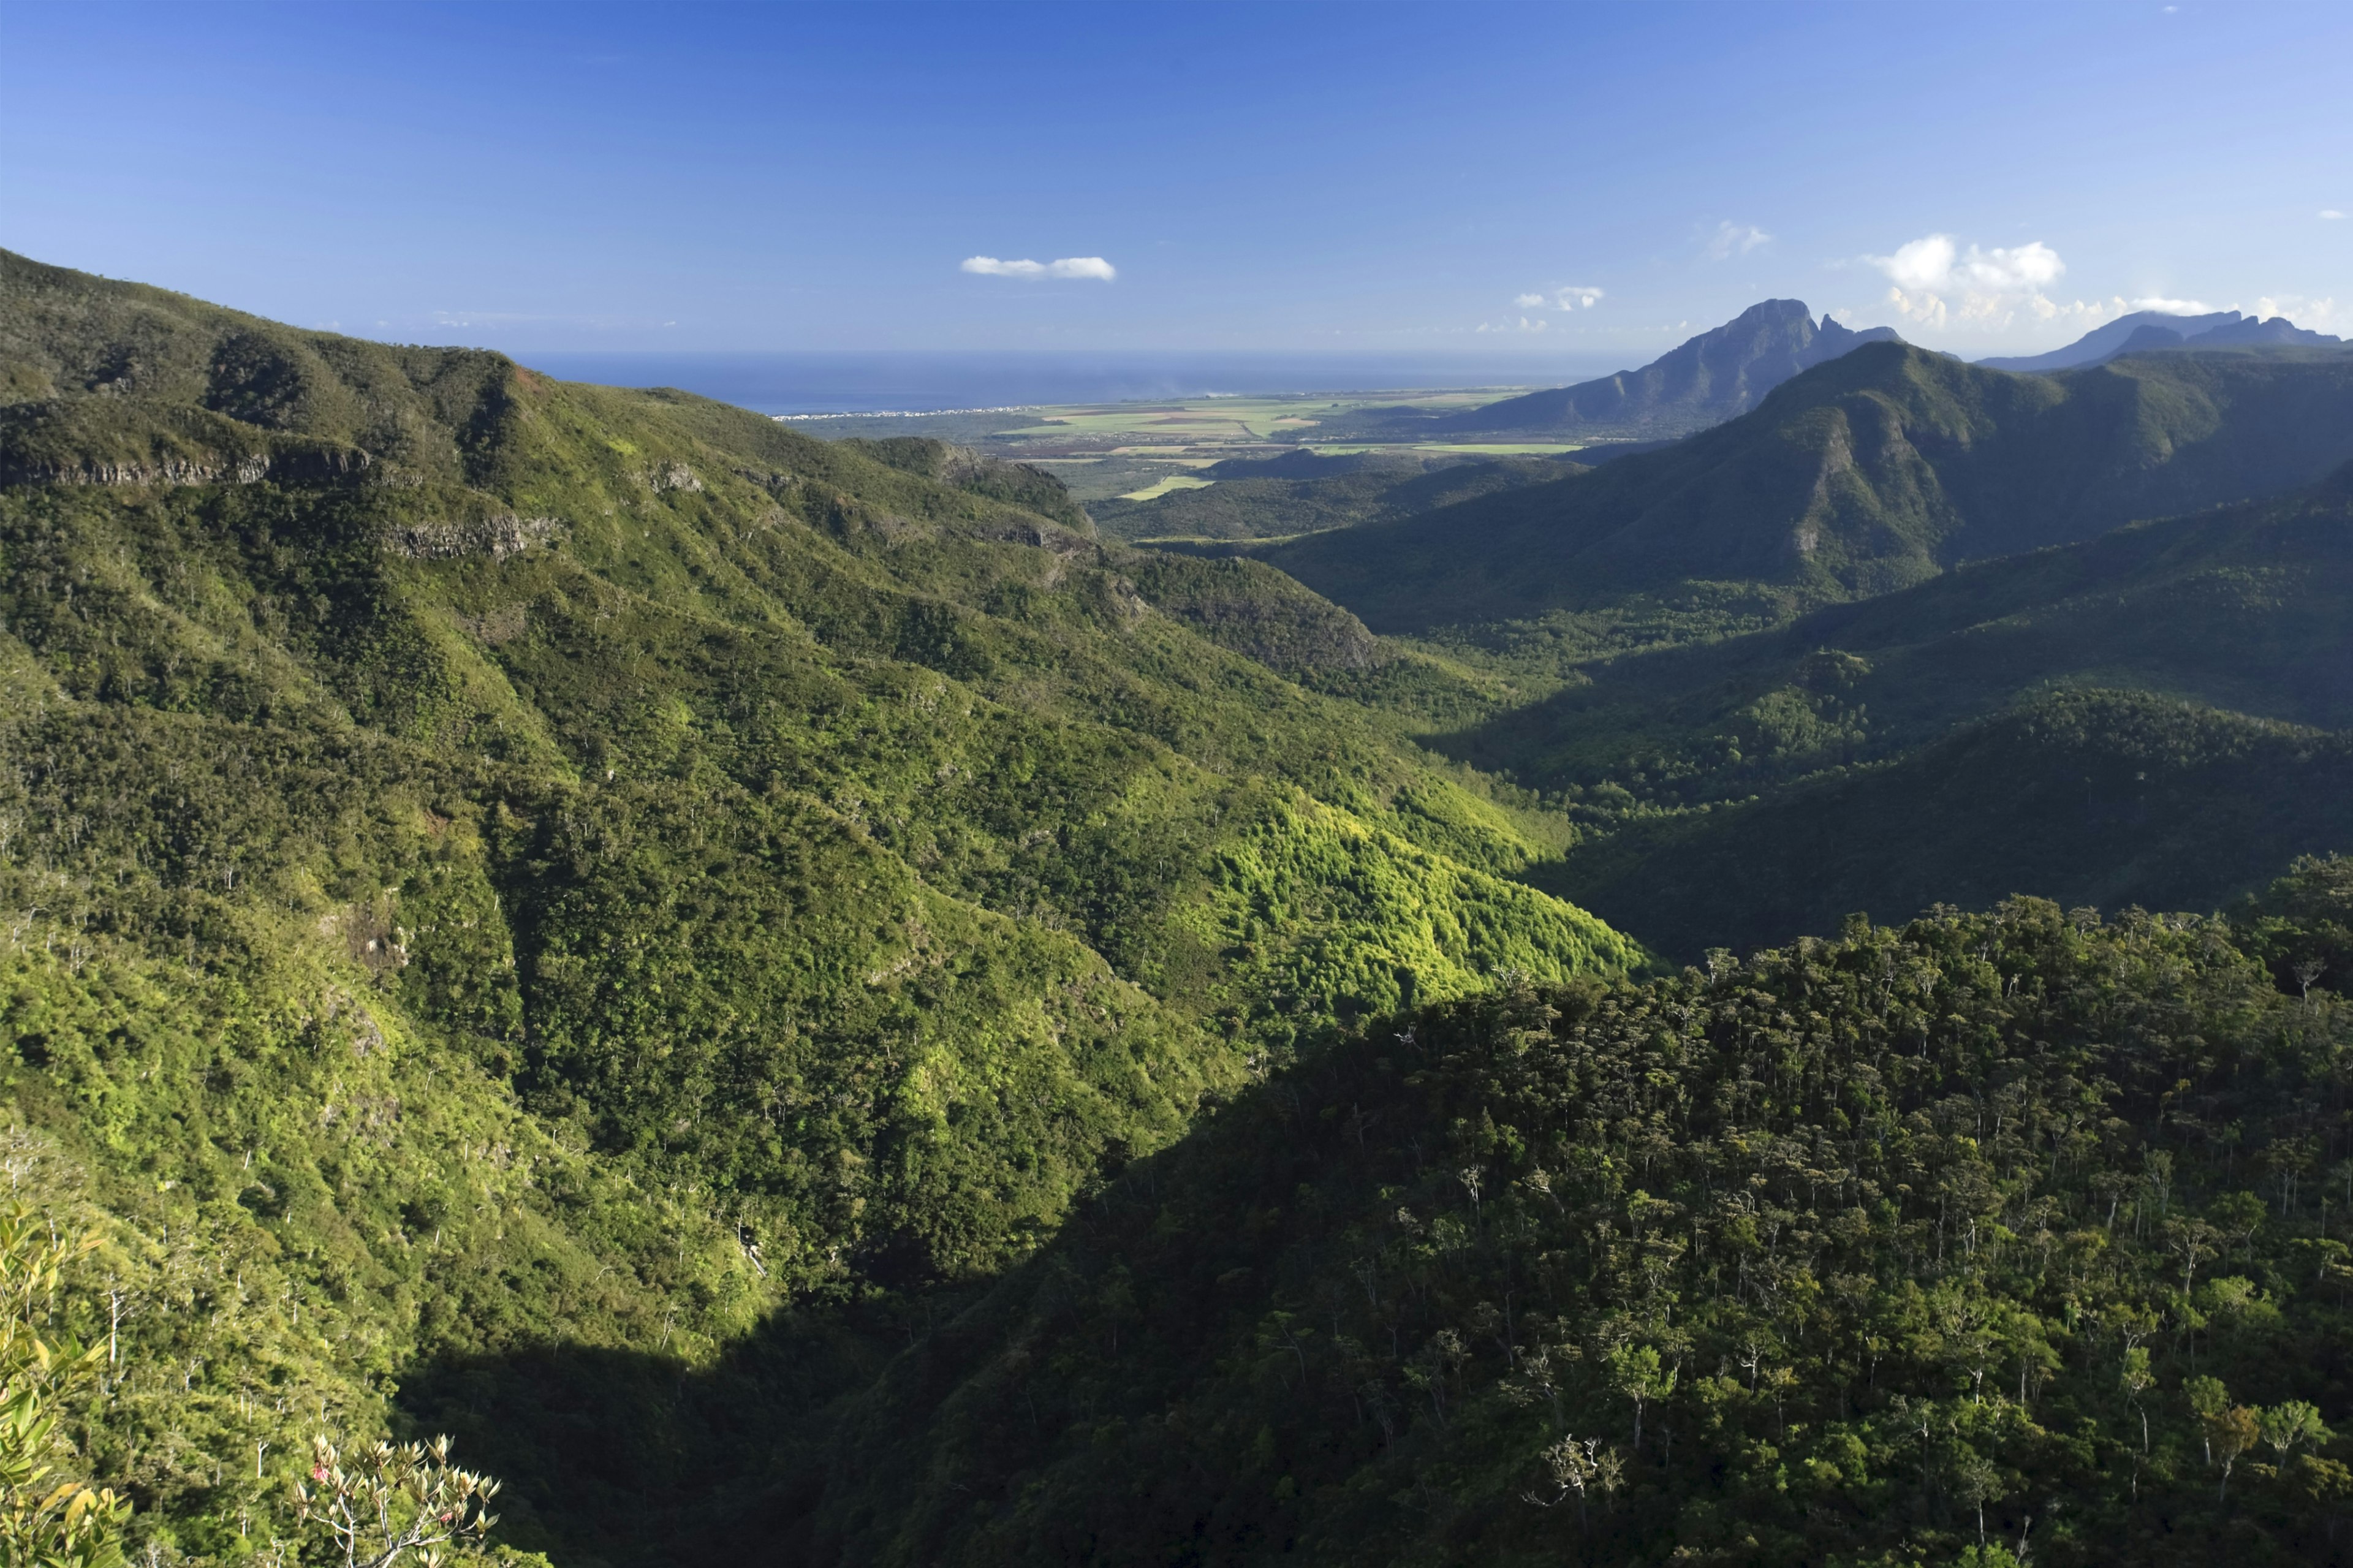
left=1427, top=464, right=2353, bottom=958
left=1264, top=341, right=2353, bottom=635
left=1441, top=462, right=2353, bottom=799
left=0, top=249, right=1640, bottom=1561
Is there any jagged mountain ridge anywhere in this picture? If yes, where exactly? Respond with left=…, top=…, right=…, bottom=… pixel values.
left=1979, top=308, right=2341, bottom=373
left=1428, top=298, right=1902, bottom=436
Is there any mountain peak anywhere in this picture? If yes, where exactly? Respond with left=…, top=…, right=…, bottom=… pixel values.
left=1433, top=300, right=1904, bottom=436
left=1729, top=297, right=1816, bottom=325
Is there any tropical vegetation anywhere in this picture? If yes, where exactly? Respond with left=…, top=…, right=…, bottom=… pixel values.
left=4, top=248, right=2351, bottom=1565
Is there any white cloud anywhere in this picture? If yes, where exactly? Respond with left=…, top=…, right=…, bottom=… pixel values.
left=2126, top=296, right=2216, bottom=315
left=1869, top=234, right=2063, bottom=293
left=960, top=256, right=1117, bottom=281
left=1511, top=286, right=1602, bottom=311
left=2256, top=294, right=2342, bottom=330
left=1866, top=233, right=2071, bottom=331
left=2321, top=210, right=2346, bottom=221
left=1705, top=221, right=1771, bottom=261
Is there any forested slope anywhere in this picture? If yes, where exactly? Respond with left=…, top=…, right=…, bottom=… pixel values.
left=8, top=246, right=2351, bottom=1568
left=1435, top=465, right=2353, bottom=956
left=805, top=868, right=2353, bottom=1567
left=0, top=249, right=1639, bottom=1562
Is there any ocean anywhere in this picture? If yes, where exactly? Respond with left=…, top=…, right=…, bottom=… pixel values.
left=515, top=350, right=1618, bottom=417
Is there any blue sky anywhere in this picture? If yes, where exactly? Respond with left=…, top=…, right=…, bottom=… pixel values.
left=2, top=0, right=2347, bottom=360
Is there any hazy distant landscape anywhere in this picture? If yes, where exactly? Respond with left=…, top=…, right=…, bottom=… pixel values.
left=6, top=5, right=2352, bottom=1567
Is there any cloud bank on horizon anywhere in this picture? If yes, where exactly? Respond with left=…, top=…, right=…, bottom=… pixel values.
left=1843, top=232, right=2342, bottom=337
left=960, top=256, right=1117, bottom=281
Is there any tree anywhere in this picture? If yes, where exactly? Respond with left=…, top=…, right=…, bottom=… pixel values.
left=2167, top=1218, right=2222, bottom=1295
left=2120, top=1346, right=2154, bottom=1496
left=1499, top=1343, right=1569, bottom=1433
left=2184, top=1375, right=2229, bottom=1467
left=2259, top=1399, right=2331, bottom=1466
left=2210, top=1191, right=2265, bottom=1262
left=0, top=1205, right=131, bottom=1568
left=1605, top=1343, right=1677, bottom=1453
left=2205, top=1404, right=2260, bottom=1502
left=292, top=1433, right=501, bottom=1568
left=1525, top=1434, right=1623, bottom=1529
left=1944, top=1439, right=2005, bottom=1550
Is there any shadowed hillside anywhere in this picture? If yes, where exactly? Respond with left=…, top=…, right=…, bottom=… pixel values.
left=1547, top=690, right=2353, bottom=960
left=1419, top=465, right=2353, bottom=958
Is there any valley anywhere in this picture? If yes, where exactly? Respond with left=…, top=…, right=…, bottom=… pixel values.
left=780, top=385, right=1599, bottom=507
left=4, top=248, right=2352, bottom=1568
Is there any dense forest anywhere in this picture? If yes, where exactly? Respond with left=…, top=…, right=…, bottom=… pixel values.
left=4, top=249, right=2351, bottom=1566
left=809, top=866, right=2353, bottom=1567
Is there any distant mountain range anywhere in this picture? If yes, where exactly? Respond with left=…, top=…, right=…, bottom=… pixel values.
left=1427, top=299, right=1902, bottom=436
left=1265, top=337, right=2353, bottom=632
left=1979, top=308, right=2341, bottom=371
left=1415, top=300, right=2341, bottom=439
